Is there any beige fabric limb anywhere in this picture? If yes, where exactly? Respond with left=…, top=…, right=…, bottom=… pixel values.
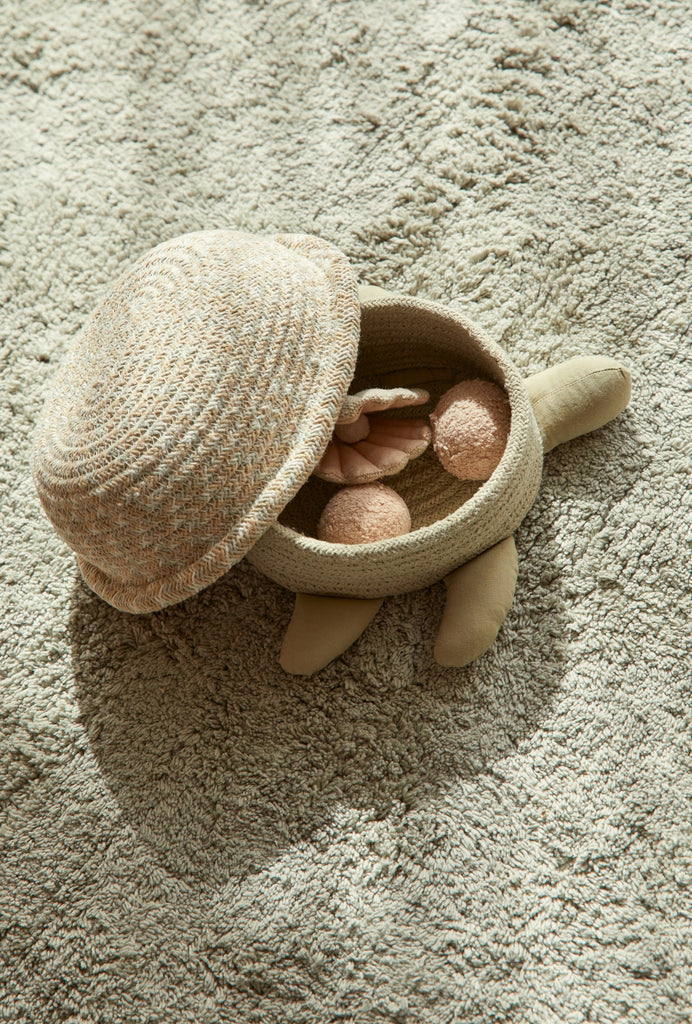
left=280, top=593, right=384, bottom=675
left=525, top=355, right=632, bottom=453
left=434, top=535, right=518, bottom=667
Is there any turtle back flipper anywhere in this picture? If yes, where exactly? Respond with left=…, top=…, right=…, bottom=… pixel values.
left=526, top=355, right=631, bottom=453
left=434, top=536, right=518, bottom=667
left=280, top=593, right=384, bottom=676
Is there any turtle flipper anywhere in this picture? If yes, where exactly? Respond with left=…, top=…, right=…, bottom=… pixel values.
left=280, top=593, right=384, bottom=675
left=434, top=536, right=518, bottom=667
left=526, top=355, right=631, bottom=454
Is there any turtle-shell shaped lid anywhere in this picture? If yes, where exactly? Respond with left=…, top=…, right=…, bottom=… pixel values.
left=31, top=230, right=360, bottom=612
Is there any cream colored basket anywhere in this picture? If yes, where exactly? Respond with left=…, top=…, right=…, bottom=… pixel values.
left=248, top=294, right=544, bottom=599
left=31, top=231, right=631, bottom=673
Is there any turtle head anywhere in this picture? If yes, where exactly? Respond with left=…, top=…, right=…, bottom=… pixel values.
left=525, top=355, right=632, bottom=454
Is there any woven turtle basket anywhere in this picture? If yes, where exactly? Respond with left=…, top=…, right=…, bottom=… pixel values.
left=249, top=293, right=544, bottom=599
left=31, top=229, right=630, bottom=672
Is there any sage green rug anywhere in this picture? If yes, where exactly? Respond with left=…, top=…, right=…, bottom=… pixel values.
left=2, top=1, right=691, bottom=1021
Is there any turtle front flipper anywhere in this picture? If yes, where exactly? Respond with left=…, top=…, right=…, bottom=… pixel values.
left=526, top=355, right=631, bottom=453
left=280, top=593, right=384, bottom=675
left=434, top=536, right=518, bottom=667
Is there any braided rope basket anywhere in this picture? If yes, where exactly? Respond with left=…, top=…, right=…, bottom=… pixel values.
left=31, top=230, right=543, bottom=611
left=249, top=295, right=543, bottom=598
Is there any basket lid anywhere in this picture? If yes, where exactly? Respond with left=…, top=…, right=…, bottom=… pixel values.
left=31, top=230, right=360, bottom=612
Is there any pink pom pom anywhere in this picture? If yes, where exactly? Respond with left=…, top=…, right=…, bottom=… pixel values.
left=431, top=379, right=511, bottom=480
left=317, top=483, right=411, bottom=544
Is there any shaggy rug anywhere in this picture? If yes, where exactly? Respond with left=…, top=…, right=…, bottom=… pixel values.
left=2, top=0, right=691, bottom=1021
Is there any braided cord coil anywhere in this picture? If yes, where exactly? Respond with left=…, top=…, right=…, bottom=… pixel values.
left=31, top=230, right=360, bottom=612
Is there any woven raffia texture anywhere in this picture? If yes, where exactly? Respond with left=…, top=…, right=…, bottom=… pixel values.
left=2, top=1, right=692, bottom=1022
left=31, top=230, right=360, bottom=612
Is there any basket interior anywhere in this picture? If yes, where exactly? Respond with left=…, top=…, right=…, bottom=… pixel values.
left=278, top=301, right=509, bottom=538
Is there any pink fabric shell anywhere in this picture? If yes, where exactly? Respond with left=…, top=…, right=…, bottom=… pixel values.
left=314, top=386, right=431, bottom=485
left=336, top=386, right=429, bottom=423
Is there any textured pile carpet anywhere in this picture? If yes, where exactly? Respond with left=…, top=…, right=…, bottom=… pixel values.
left=2, top=1, right=691, bottom=1021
